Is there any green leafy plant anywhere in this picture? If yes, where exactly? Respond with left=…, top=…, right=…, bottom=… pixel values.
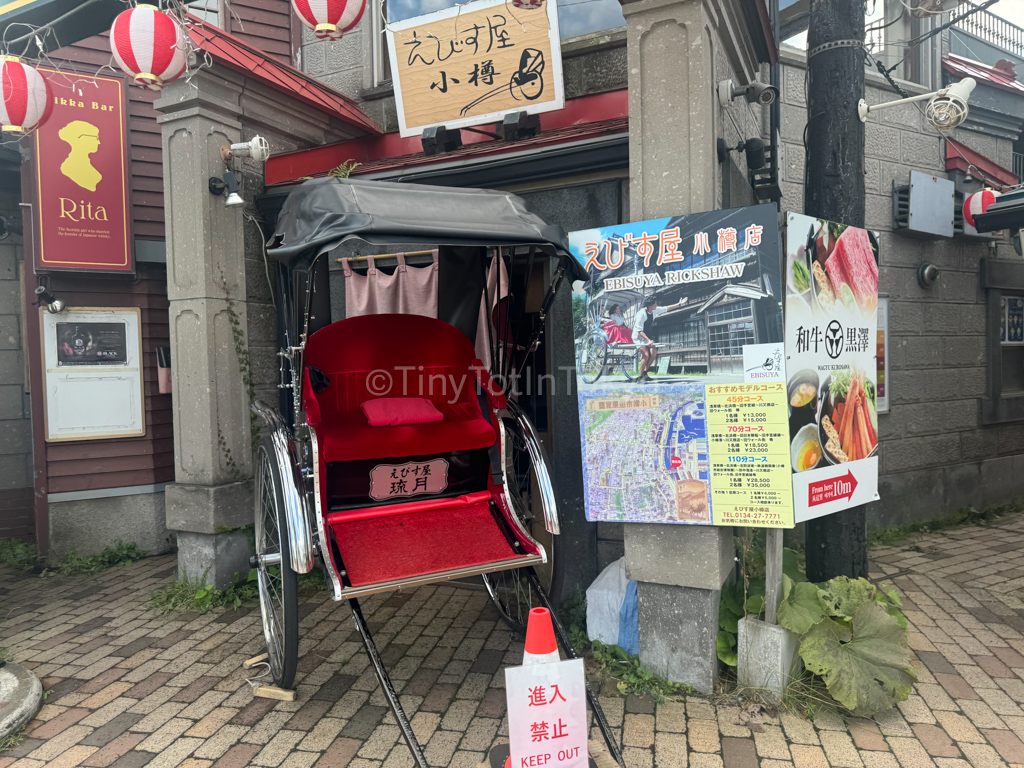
left=719, top=547, right=806, bottom=667
left=868, top=498, right=1021, bottom=548
left=591, top=641, right=691, bottom=701
left=0, top=728, right=24, bottom=755
left=0, top=538, right=41, bottom=571
left=48, top=541, right=146, bottom=577
left=149, top=566, right=325, bottom=615
left=148, top=569, right=260, bottom=614
left=560, top=592, right=590, bottom=654
left=777, top=575, right=913, bottom=716
left=327, top=160, right=360, bottom=178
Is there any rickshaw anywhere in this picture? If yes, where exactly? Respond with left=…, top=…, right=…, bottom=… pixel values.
left=576, top=289, right=646, bottom=384
left=251, top=178, right=624, bottom=767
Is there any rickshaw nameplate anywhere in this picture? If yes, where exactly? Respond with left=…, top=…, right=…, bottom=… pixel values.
left=369, top=459, right=450, bottom=501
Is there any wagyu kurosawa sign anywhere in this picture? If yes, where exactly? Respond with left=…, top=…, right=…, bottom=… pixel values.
left=784, top=212, right=881, bottom=522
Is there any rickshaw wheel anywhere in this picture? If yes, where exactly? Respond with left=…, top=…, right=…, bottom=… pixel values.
left=254, top=439, right=299, bottom=689
left=484, top=411, right=555, bottom=634
left=578, top=331, right=606, bottom=384
left=620, top=347, right=643, bottom=381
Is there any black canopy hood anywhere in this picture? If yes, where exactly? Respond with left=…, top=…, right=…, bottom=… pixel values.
left=266, top=177, right=585, bottom=280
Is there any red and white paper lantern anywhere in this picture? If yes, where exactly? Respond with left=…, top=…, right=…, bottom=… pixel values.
left=291, top=0, right=366, bottom=41
left=963, top=189, right=1001, bottom=228
left=110, top=4, right=188, bottom=91
left=0, top=56, right=51, bottom=134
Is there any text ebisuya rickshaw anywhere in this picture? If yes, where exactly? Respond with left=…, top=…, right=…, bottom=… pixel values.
left=251, top=178, right=623, bottom=766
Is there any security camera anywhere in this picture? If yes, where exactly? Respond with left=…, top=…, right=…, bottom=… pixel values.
left=917, top=263, right=940, bottom=288
left=858, top=77, right=975, bottom=130
left=718, top=79, right=779, bottom=106
left=220, top=135, right=271, bottom=165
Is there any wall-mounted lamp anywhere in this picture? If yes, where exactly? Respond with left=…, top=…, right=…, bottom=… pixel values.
left=34, top=285, right=65, bottom=314
left=209, top=170, right=244, bottom=207
left=859, top=77, right=976, bottom=130
left=917, top=263, right=940, bottom=288
left=717, top=137, right=766, bottom=170
left=220, top=135, right=271, bottom=165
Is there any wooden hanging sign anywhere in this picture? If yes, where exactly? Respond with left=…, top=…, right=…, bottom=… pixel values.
left=386, top=0, right=564, bottom=138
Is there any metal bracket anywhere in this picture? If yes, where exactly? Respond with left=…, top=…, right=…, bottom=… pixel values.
left=807, top=39, right=865, bottom=58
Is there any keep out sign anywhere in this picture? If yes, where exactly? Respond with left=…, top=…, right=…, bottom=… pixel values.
left=506, top=659, right=588, bottom=768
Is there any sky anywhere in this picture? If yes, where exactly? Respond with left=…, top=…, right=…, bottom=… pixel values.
left=990, top=0, right=1024, bottom=24
left=386, top=0, right=1022, bottom=48
left=387, top=0, right=626, bottom=38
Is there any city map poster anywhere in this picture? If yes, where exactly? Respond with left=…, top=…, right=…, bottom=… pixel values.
left=785, top=212, right=881, bottom=523
left=569, top=205, right=794, bottom=528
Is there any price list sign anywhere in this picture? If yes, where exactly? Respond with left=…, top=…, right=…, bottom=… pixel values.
left=706, top=383, right=794, bottom=527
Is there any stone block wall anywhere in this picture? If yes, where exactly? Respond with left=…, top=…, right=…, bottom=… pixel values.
left=0, top=193, right=31, bottom=496
left=780, top=48, right=1021, bottom=528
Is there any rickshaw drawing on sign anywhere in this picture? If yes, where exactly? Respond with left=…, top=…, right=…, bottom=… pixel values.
left=575, top=288, right=651, bottom=384
left=250, top=178, right=624, bottom=767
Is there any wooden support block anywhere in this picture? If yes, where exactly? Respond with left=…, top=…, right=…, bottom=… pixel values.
left=243, top=653, right=269, bottom=669
left=253, top=685, right=296, bottom=701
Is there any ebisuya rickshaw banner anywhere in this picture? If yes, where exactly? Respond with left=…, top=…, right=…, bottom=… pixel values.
left=569, top=205, right=795, bottom=529
left=785, top=213, right=881, bottom=522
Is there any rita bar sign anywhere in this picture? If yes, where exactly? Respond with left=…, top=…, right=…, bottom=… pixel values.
left=33, top=67, right=132, bottom=273
left=386, top=0, right=563, bottom=138
left=785, top=212, right=881, bottom=522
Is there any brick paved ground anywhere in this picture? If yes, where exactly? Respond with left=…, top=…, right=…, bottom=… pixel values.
left=2, top=512, right=1024, bottom=768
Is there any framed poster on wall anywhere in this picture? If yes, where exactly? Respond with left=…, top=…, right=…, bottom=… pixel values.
left=41, top=307, right=145, bottom=441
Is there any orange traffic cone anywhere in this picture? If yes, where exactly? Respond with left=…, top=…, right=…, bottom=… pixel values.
left=523, top=607, right=560, bottom=665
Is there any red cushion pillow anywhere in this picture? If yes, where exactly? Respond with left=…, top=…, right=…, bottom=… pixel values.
left=361, top=397, right=444, bottom=427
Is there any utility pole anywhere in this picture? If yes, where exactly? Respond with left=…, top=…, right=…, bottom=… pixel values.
left=803, top=0, right=869, bottom=581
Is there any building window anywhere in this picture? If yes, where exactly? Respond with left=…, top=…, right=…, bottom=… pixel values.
left=981, top=259, right=1024, bottom=424
left=372, top=0, right=392, bottom=85
left=709, top=322, right=755, bottom=357
left=190, top=0, right=221, bottom=25
left=707, top=301, right=753, bottom=324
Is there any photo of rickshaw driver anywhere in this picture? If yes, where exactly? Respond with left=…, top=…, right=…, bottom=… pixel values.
left=633, top=294, right=686, bottom=382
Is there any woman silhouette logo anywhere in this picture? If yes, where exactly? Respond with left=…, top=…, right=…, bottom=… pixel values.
left=58, top=121, right=103, bottom=192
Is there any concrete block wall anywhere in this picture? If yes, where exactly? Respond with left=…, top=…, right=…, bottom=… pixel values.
left=780, top=48, right=1021, bottom=528
left=0, top=193, right=31, bottom=494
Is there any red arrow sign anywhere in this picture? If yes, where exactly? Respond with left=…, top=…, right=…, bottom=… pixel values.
left=808, top=471, right=858, bottom=507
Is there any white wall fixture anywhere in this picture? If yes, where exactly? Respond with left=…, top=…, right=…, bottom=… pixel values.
left=858, top=77, right=976, bottom=129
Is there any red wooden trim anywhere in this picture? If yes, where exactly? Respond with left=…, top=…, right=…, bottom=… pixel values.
left=946, top=137, right=1019, bottom=187
left=265, top=89, right=630, bottom=186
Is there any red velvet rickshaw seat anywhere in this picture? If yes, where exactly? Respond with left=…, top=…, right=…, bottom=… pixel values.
left=316, top=410, right=495, bottom=462
left=302, top=314, right=500, bottom=463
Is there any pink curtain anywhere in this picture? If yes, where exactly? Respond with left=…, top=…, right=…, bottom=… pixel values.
left=341, top=251, right=439, bottom=318
left=475, top=252, right=510, bottom=373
